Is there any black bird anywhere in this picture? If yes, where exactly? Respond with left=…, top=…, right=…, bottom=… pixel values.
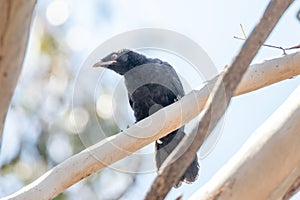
left=93, top=49, right=199, bottom=186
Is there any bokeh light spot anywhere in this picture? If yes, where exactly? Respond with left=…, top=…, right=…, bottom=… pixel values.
left=46, top=0, right=70, bottom=26
left=47, top=134, right=72, bottom=163
left=68, top=107, right=90, bottom=133
left=96, top=94, right=114, bottom=119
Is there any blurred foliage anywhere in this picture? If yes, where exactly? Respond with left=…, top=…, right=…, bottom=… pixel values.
left=0, top=1, right=140, bottom=199
left=40, top=32, right=59, bottom=54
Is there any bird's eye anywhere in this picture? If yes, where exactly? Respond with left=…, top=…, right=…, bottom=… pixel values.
left=111, top=54, right=118, bottom=60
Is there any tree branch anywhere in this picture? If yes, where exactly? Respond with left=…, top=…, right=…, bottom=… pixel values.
left=2, top=49, right=299, bottom=199
left=189, top=84, right=300, bottom=200
left=145, top=0, right=295, bottom=199
left=0, top=0, right=36, bottom=145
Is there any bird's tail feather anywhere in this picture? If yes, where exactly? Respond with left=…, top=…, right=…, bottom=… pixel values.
left=155, top=128, right=199, bottom=187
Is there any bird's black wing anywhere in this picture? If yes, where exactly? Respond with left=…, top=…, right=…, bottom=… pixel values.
left=152, top=59, right=185, bottom=97
left=125, top=61, right=184, bottom=118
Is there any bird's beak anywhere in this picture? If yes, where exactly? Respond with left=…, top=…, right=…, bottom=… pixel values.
left=93, top=60, right=117, bottom=68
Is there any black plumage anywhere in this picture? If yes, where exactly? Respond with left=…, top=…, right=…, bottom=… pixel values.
left=94, top=49, right=199, bottom=186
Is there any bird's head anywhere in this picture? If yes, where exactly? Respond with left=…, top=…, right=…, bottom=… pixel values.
left=93, top=49, right=147, bottom=75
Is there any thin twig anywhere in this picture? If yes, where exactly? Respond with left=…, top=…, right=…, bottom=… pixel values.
left=234, top=26, right=300, bottom=54
left=240, top=24, right=247, bottom=39
left=286, top=44, right=300, bottom=50
left=234, top=35, right=288, bottom=54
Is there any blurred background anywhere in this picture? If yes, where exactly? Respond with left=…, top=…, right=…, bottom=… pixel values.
left=1, top=0, right=300, bottom=199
